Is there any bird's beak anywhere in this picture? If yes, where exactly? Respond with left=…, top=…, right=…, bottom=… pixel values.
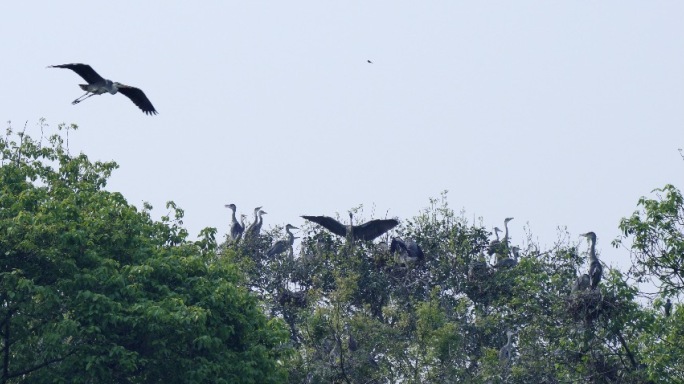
left=292, top=226, right=299, bottom=230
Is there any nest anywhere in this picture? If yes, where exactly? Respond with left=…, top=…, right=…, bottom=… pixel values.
left=565, top=289, right=613, bottom=324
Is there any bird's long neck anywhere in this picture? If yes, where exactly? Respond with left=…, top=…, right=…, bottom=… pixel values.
left=286, top=228, right=296, bottom=244
left=503, top=222, right=509, bottom=243
left=507, top=333, right=512, bottom=346
left=230, top=208, right=237, bottom=224
left=588, top=239, right=598, bottom=263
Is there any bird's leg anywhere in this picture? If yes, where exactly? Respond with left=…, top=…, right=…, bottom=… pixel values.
left=72, top=92, right=94, bottom=105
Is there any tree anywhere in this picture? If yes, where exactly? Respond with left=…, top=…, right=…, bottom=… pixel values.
left=615, top=184, right=684, bottom=295
left=0, top=123, right=290, bottom=383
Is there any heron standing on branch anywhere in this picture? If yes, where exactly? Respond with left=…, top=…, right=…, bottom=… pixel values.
left=302, top=212, right=398, bottom=242
left=487, top=227, right=502, bottom=256
left=225, top=204, right=245, bottom=242
left=499, top=330, right=517, bottom=365
left=245, top=207, right=266, bottom=240
left=49, top=63, right=157, bottom=115
left=581, top=232, right=602, bottom=290
left=267, top=224, right=299, bottom=257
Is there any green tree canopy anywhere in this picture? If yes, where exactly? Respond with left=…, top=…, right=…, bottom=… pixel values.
left=0, top=124, right=290, bottom=383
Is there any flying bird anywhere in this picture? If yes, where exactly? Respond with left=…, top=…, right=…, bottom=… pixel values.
left=367, top=60, right=373, bottom=64
left=49, top=63, right=158, bottom=115
left=302, top=212, right=398, bottom=242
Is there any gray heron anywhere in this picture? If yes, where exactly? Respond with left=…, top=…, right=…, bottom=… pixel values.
left=494, top=246, right=519, bottom=269
left=665, top=299, right=672, bottom=317
left=301, top=212, right=398, bottom=242
left=571, top=274, right=590, bottom=292
left=225, top=204, right=245, bottom=242
left=499, top=330, right=516, bottom=365
left=245, top=207, right=266, bottom=239
left=487, top=227, right=502, bottom=256
left=390, top=237, right=425, bottom=264
left=49, top=63, right=157, bottom=115
left=501, top=217, right=514, bottom=252
left=581, top=232, right=602, bottom=290
left=267, top=224, right=299, bottom=257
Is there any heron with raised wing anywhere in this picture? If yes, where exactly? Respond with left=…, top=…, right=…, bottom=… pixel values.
left=302, top=212, right=398, bottom=242
left=49, top=63, right=157, bottom=115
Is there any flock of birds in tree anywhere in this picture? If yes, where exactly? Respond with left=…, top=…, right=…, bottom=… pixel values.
left=223, top=206, right=614, bottom=366
left=51, top=63, right=675, bottom=369
left=46, top=62, right=675, bottom=374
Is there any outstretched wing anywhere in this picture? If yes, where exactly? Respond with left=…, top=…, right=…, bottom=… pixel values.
left=353, top=219, right=399, bottom=241
left=49, top=63, right=104, bottom=84
left=301, top=216, right=347, bottom=238
left=117, top=85, right=158, bottom=115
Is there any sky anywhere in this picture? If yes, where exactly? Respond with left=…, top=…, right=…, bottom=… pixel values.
left=2, top=1, right=682, bottom=277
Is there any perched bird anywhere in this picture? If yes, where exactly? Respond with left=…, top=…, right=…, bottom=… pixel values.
left=225, top=204, right=245, bottom=242
left=571, top=274, right=591, bottom=293
left=581, top=232, right=602, bottom=290
left=665, top=299, right=672, bottom=317
left=487, top=227, right=503, bottom=256
left=345, top=324, right=358, bottom=352
left=501, top=218, right=514, bottom=249
left=49, top=63, right=157, bottom=115
left=494, top=246, right=519, bottom=268
left=302, top=212, right=398, bottom=242
left=499, top=330, right=517, bottom=365
left=245, top=207, right=266, bottom=239
left=390, top=237, right=425, bottom=264
left=267, top=224, right=299, bottom=257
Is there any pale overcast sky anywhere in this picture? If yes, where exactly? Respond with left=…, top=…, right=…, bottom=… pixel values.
left=2, top=1, right=682, bottom=272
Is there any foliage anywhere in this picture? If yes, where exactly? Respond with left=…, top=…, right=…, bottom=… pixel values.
left=0, top=124, right=290, bottom=383
left=225, top=191, right=680, bottom=383
left=614, top=184, right=684, bottom=295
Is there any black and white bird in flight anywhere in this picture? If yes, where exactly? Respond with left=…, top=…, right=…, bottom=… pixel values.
left=49, top=63, right=158, bottom=115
